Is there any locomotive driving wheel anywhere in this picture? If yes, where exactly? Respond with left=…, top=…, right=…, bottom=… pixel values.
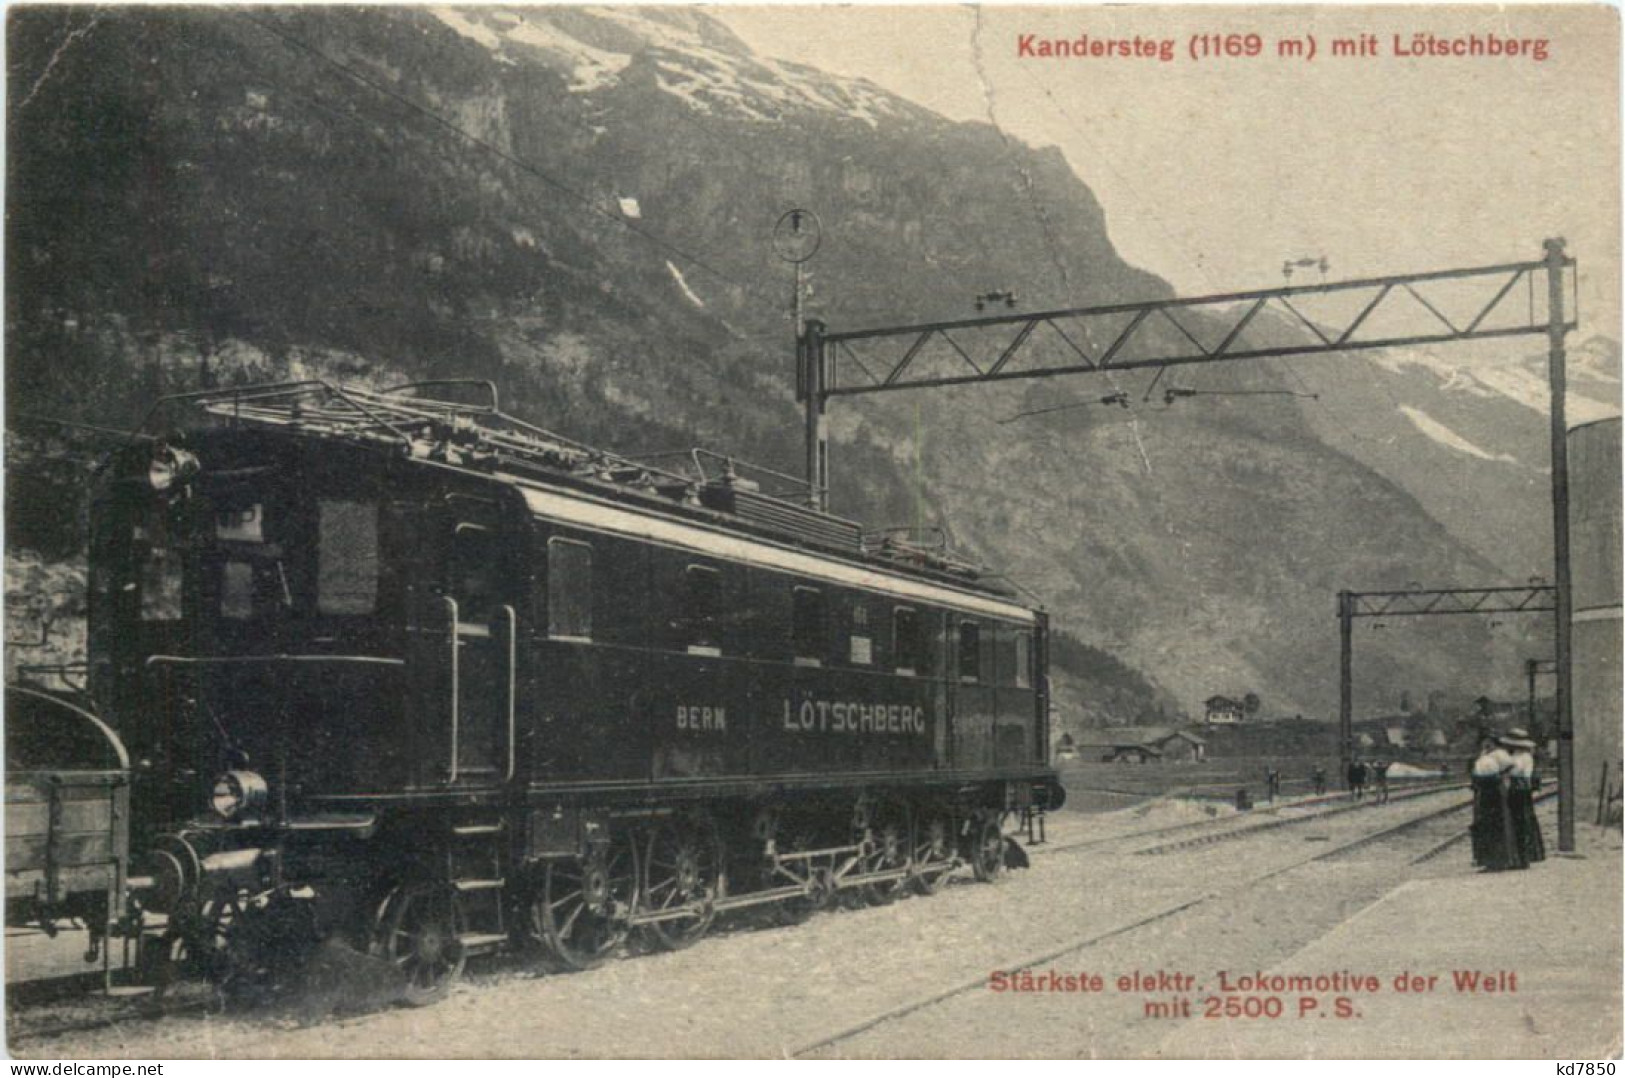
left=860, top=801, right=912, bottom=906
left=909, top=811, right=957, bottom=895
left=969, top=811, right=1007, bottom=883
left=147, top=889, right=242, bottom=1000
left=637, top=817, right=721, bottom=951
left=374, top=881, right=466, bottom=1006
left=773, top=824, right=834, bottom=926
left=533, top=837, right=635, bottom=972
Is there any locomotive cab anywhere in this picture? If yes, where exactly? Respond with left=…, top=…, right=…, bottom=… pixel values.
left=91, top=428, right=524, bottom=928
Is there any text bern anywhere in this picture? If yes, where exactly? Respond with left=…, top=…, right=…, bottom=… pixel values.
left=783, top=698, right=927, bottom=735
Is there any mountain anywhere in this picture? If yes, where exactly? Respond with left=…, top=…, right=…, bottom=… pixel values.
left=5, top=6, right=1558, bottom=720
left=1294, top=336, right=1620, bottom=578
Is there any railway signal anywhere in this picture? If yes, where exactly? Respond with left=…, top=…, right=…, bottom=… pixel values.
left=1526, top=657, right=1558, bottom=740
left=777, top=208, right=823, bottom=509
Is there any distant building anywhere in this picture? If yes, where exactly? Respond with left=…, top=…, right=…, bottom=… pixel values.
left=1204, top=695, right=1245, bottom=725
left=1474, top=696, right=1523, bottom=722
left=1073, top=727, right=1207, bottom=764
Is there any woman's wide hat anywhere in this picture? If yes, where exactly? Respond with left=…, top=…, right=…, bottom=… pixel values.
left=1498, top=727, right=1537, bottom=750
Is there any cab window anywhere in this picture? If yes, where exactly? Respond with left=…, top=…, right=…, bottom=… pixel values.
left=680, top=565, right=722, bottom=655
left=792, top=586, right=824, bottom=665
left=449, top=523, right=501, bottom=625
left=139, top=546, right=184, bottom=621
left=317, top=500, right=378, bottom=615
left=547, top=538, right=593, bottom=639
left=848, top=601, right=873, bottom=666
left=957, top=621, right=981, bottom=682
left=1013, top=630, right=1033, bottom=689
left=894, top=607, right=922, bottom=675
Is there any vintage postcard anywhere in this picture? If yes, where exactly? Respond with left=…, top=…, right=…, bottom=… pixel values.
left=4, top=3, right=1620, bottom=1062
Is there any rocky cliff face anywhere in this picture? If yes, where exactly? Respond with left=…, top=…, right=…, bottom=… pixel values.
left=7, top=6, right=1563, bottom=720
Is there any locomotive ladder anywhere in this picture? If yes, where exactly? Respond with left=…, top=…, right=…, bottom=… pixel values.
left=448, top=819, right=508, bottom=955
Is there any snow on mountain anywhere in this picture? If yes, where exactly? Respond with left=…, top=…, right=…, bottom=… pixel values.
left=432, top=7, right=630, bottom=89
left=428, top=6, right=904, bottom=125
left=666, top=261, right=705, bottom=308
left=1294, top=333, right=1618, bottom=581
left=1398, top=406, right=1519, bottom=464
left=1367, top=337, right=1620, bottom=425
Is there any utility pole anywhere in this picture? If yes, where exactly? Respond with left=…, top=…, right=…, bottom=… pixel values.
left=1545, top=237, right=1577, bottom=853
left=801, top=318, right=828, bottom=511
left=1528, top=659, right=1538, bottom=733
left=1339, top=590, right=1353, bottom=787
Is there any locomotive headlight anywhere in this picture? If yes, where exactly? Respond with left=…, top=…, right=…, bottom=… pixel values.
left=147, top=445, right=200, bottom=493
left=210, top=770, right=269, bottom=820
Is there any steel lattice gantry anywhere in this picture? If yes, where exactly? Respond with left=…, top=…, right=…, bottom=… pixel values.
left=1337, top=586, right=1556, bottom=787
left=1344, top=587, right=1558, bottom=619
left=797, top=240, right=1582, bottom=850
left=799, top=248, right=1573, bottom=422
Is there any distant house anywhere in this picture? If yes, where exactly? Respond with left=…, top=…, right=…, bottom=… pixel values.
left=1204, top=696, right=1245, bottom=725
left=1383, top=725, right=1409, bottom=749
left=1073, top=727, right=1207, bottom=764
left=1474, top=696, right=1522, bottom=722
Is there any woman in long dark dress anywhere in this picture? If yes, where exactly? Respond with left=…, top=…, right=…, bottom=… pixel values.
left=1470, top=736, right=1524, bottom=871
left=1501, top=728, right=1546, bottom=865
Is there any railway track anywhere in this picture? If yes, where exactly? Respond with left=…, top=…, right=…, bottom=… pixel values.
left=1031, top=779, right=1464, bottom=859
left=6, top=782, right=1481, bottom=1051
left=1402, top=788, right=1559, bottom=866
left=7, top=996, right=213, bottom=1048
left=791, top=787, right=1486, bottom=1058
left=13, top=787, right=1551, bottom=1058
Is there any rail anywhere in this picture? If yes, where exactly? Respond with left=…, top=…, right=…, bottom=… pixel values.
left=144, top=654, right=405, bottom=668
left=790, top=788, right=1501, bottom=1058
left=1032, top=779, right=1463, bottom=859
left=501, top=604, right=517, bottom=783
left=445, top=596, right=460, bottom=784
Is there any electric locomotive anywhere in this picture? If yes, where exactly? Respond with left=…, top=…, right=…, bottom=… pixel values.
left=91, top=380, right=1063, bottom=1002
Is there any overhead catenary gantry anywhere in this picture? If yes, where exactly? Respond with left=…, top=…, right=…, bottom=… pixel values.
left=797, top=240, right=1581, bottom=851
left=1336, top=585, right=1556, bottom=786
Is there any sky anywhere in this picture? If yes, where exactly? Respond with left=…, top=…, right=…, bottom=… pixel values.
left=715, top=5, right=1621, bottom=343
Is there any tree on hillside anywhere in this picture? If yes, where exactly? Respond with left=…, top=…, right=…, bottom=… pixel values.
left=1243, top=692, right=1261, bottom=717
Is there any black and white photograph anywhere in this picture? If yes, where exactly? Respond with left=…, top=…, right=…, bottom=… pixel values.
left=3, top=3, right=1620, bottom=1060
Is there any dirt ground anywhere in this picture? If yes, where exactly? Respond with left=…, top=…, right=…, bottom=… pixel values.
left=14, top=790, right=1597, bottom=1060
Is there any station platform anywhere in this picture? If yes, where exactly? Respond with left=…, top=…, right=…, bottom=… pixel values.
left=1158, top=823, right=1624, bottom=1058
